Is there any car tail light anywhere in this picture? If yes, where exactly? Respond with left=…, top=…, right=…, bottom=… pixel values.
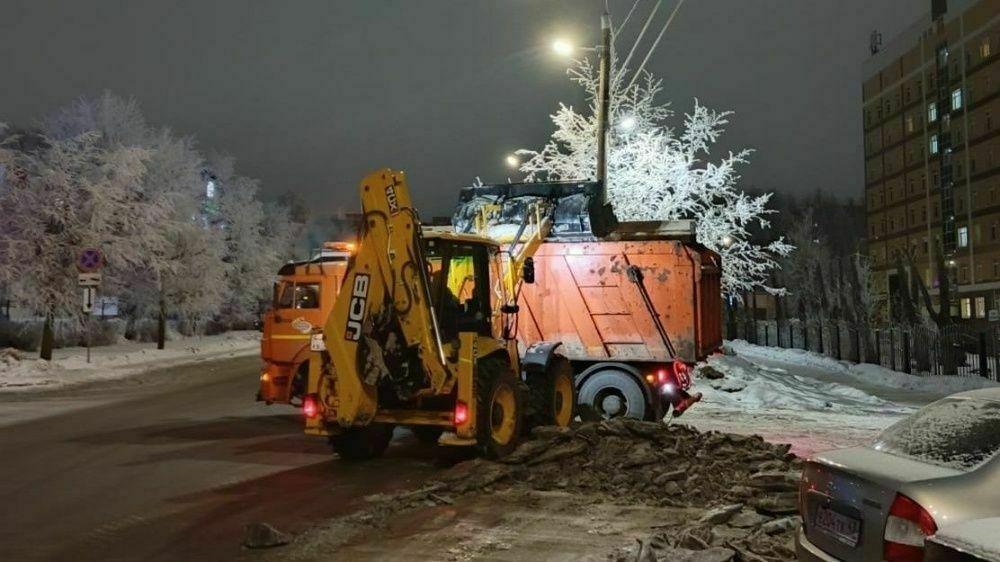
left=303, top=394, right=319, bottom=419
left=454, top=401, right=469, bottom=425
left=884, top=494, right=937, bottom=562
left=656, top=368, right=670, bottom=385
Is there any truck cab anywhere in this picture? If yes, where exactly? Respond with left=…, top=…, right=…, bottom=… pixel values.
left=258, top=242, right=353, bottom=405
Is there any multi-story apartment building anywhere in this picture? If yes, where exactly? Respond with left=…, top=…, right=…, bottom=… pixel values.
left=865, top=0, right=1000, bottom=322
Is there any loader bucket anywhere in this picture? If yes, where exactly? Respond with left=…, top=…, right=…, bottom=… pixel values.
left=452, top=180, right=618, bottom=239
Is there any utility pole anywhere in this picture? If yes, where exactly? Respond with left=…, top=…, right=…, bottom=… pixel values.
left=595, top=13, right=612, bottom=205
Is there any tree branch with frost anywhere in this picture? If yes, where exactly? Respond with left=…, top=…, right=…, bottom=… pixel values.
left=511, top=56, right=793, bottom=294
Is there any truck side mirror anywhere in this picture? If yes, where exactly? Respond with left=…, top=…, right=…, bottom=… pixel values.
left=522, top=257, right=535, bottom=284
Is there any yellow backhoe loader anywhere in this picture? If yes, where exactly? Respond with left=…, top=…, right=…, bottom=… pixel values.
left=302, top=169, right=576, bottom=459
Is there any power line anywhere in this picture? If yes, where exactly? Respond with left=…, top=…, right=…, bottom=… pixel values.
left=619, top=0, right=663, bottom=76
left=627, top=0, right=684, bottom=90
left=614, top=0, right=642, bottom=37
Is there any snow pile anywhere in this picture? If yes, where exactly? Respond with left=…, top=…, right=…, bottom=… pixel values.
left=697, top=353, right=908, bottom=415
left=0, top=331, right=259, bottom=392
left=729, top=340, right=1000, bottom=396
left=932, top=519, right=1000, bottom=562
left=443, top=420, right=801, bottom=561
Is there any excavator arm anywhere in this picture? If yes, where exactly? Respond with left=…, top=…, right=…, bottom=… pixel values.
left=309, top=169, right=452, bottom=427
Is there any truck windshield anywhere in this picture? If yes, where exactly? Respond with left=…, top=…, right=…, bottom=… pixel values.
left=872, top=396, right=1000, bottom=472
left=275, top=282, right=320, bottom=309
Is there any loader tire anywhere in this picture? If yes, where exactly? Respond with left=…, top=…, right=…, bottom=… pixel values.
left=526, top=355, right=577, bottom=429
left=477, top=357, right=524, bottom=459
left=330, top=423, right=395, bottom=461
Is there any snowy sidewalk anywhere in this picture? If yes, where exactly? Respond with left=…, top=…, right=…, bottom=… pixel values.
left=0, top=331, right=260, bottom=392
left=683, top=341, right=997, bottom=458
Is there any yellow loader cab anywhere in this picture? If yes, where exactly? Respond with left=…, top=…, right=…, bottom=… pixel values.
left=302, top=170, right=576, bottom=460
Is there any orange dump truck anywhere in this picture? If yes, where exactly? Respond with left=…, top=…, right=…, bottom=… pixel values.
left=454, top=182, right=722, bottom=420
left=518, top=234, right=721, bottom=420
left=258, top=242, right=352, bottom=405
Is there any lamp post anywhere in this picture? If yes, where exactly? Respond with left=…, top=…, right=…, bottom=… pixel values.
left=551, top=13, right=612, bottom=195
left=595, top=13, right=611, bottom=206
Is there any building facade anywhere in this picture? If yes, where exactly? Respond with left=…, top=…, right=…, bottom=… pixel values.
left=865, top=0, right=1000, bottom=322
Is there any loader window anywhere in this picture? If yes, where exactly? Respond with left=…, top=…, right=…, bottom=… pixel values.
left=425, top=241, right=492, bottom=338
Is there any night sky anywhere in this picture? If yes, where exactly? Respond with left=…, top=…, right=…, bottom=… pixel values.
left=1, top=1, right=922, bottom=217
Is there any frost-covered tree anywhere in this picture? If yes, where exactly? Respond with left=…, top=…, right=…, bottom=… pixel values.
left=0, top=131, right=167, bottom=358
left=43, top=93, right=230, bottom=342
left=516, top=59, right=792, bottom=294
left=218, top=175, right=273, bottom=327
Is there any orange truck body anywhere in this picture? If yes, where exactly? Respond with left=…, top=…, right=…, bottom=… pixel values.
left=515, top=237, right=722, bottom=420
left=518, top=239, right=722, bottom=363
left=258, top=244, right=351, bottom=405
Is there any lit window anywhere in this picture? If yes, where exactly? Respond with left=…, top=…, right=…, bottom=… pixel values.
left=952, top=88, right=963, bottom=111
left=906, top=116, right=914, bottom=133
left=961, top=297, right=972, bottom=319
left=928, top=103, right=938, bottom=122
left=958, top=226, right=969, bottom=248
left=206, top=180, right=216, bottom=199
left=982, top=37, right=992, bottom=58
left=976, top=297, right=987, bottom=318
left=930, top=134, right=939, bottom=154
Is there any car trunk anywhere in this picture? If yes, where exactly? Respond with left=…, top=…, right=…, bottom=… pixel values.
left=800, top=446, right=960, bottom=561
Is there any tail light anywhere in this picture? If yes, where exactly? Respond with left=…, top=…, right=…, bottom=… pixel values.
left=454, top=401, right=469, bottom=425
left=656, top=368, right=670, bottom=385
left=884, top=494, right=937, bottom=562
left=673, top=360, right=692, bottom=389
left=303, top=394, right=319, bottom=419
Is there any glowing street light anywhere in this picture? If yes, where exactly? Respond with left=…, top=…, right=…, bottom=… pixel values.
left=505, top=154, right=520, bottom=169
left=721, top=235, right=734, bottom=248
left=552, top=39, right=574, bottom=57
left=618, top=115, right=637, bottom=132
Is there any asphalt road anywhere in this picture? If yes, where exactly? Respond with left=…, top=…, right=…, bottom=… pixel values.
left=0, top=355, right=440, bottom=561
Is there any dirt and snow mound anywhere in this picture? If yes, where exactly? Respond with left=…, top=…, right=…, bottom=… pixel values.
left=435, top=420, right=800, bottom=561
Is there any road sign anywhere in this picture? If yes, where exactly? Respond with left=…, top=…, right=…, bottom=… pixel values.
left=82, top=287, right=96, bottom=313
left=78, top=272, right=101, bottom=287
left=77, top=248, right=104, bottom=273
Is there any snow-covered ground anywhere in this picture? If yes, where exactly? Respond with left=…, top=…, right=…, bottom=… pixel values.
left=683, top=341, right=999, bottom=458
left=728, top=340, right=1000, bottom=395
left=0, top=331, right=260, bottom=392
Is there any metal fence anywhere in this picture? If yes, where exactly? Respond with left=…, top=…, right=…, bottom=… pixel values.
left=727, top=318, right=1000, bottom=381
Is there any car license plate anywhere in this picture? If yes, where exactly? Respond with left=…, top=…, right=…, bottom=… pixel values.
left=814, top=505, right=861, bottom=547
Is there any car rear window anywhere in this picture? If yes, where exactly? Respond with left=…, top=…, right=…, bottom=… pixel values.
left=872, top=397, right=1000, bottom=472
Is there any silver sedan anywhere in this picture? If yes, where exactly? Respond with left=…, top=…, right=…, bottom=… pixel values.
left=796, top=387, right=1000, bottom=562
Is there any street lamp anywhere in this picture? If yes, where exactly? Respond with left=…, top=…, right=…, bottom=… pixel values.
left=618, top=115, right=637, bottom=132
left=552, top=39, right=574, bottom=57
left=721, top=235, right=734, bottom=248
left=505, top=154, right=520, bottom=169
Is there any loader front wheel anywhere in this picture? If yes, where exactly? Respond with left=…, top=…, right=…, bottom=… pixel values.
left=477, top=358, right=524, bottom=459
left=526, top=355, right=577, bottom=429
left=330, top=423, right=395, bottom=461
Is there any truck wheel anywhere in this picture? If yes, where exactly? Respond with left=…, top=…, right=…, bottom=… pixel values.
left=477, top=357, right=524, bottom=459
left=577, top=370, right=647, bottom=420
left=526, top=355, right=577, bottom=429
left=410, top=425, right=443, bottom=445
left=330, top=423, right=395, bottom=461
